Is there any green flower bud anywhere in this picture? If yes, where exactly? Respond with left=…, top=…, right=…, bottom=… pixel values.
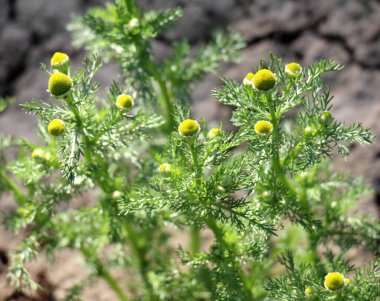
left=285, top=62, right=302, bottom=78
left=129, top=18, right=139, bottom=29
left=112, top=191, right=123, bottom=199
left=207, top=128, right=221, bottom=139
left=178, top=119, right=200, bottom=137
left=321, top=111, right=333, bottom=125
left=304, top=126, right=316, bottom=137
left=48, top=72, right=72, bottom=98
left=31, top=148, right=45, bottom=160
left=116, top=94, right=134, bottom=111
left=242, top=72, right=255, bottom=86
left=48, top=119, right=65, bottom=136
left=253, top=69, right=276, bottom=91
left=158, top=163, right=171, bottom=173
left=254, top=120, right=273, bottom=136
left=305, top=287, right=313, bottom=297
left=324, top=272, right=345, bottom=291
left=51, top=52, right=70, bottom=73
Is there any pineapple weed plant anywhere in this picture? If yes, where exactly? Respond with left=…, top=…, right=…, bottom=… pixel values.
left=0, top=0, right=379, bottom=300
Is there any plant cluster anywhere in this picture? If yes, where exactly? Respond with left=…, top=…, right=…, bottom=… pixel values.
left=0, top=1, right=379, bottom=300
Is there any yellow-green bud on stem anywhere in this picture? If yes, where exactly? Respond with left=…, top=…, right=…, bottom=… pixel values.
left=207, top=128, right=220, bottom=139
left=178, top=119, right=200, bottom=137
left=321, top=111, right=333, bottom=125
left=51, top=52, right=70, bottom=73
left=116, top=94, right=134, bottom=111
left=129, top=18, right=139, bottom=29
left=32, top=148, right=45, bottom=160
left=242, top=72, right=255, bottom=86
left=48, top=119, right=65, bottom=136
left=324, top=272, right=345, bottom=291
left=304, top=126, right=315, bottom=137
left=285, top=62, right=302, bottom=78
left=48, top=72, right=72, bottom=98
left=254, top=120, right=273, bottom=136
left=159, top=163, right=171, bottom=173
left=304, top=287, right=313, bottom=297
left=253, top=69, right=276, bottom=91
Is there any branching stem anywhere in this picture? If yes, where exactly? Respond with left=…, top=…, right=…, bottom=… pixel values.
left=206, top=218, right=255, bottom=301
left=0, top=170, right=26, bottom=205
left=80, top=247, right=130, bottom=301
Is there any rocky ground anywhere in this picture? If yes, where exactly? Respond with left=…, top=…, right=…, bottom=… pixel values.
left=0, top=0, right=380, bottom=300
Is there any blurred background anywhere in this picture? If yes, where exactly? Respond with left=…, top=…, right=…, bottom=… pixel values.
left=0, top=0, right=379, bottom=300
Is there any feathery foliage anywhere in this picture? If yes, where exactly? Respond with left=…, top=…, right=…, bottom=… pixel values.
left=0, top=1, right=378, bottom=300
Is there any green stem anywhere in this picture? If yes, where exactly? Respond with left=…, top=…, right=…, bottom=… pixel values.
left=206, top=219, right=254, bottom=301
left=189, top=140, right=201, bottom=182
left=282, top=140, right=302, bottom=167
left=66, top=93, right=95, bottom=165
left=0, top=170, right=26, bottom=205
left=188, top=140, right=202, bottom=254
left=268, top=97, right=282, bottom=176
left=156, top=75, right=175, bottom=131
left=268, top=95, right=298, bottom=197
left=124, top=0, right=136, bottom=13
left=190, top=225, right=201, bottom=254
left=143, top=51, right=175, bottom=132
left=93, top=111, right=122, bottom=142
left=80, top=247, right=130, bottom=301
left=124, top=221, right=156, bottom=300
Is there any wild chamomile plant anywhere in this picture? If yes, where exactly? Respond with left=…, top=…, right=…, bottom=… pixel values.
left=120, top=55, right=379, bottom=300
left=0, top=1, right=379, bottom=300
left=68, top=0, right=245, bottom=132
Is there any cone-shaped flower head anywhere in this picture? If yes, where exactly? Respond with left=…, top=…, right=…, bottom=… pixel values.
left=253, top=69, right=276, bottom=91
left=159, top=163, right=171, bottom=173
left=243, top=72, right=255, bottom=86
left=48, top=72, right=72, bottom=98
left=207, top=128, right=220, bottom=139
left=324, top=272, right=345, bottom=291
left=285, top=62, right=302, bottom=78
left=51, top=52, right=70, bottom=73
left=116, top=94, right=134, bottom=111
left=48, top=119, right=65, bottom=136
left=254, top=120, right=273, bottom=136
left=178, top=119, right=200, bottom=137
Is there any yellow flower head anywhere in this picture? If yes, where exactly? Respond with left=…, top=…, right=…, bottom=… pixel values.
left=159, top=163, right=171, bottom=173
left=48, top=119, right=65, bottom=136
left=207, top=128, right=221, bottom=139
left=31, top=148, right=45, bottom=160
left=48, top=72, right=72, bottom=98
left=254, top=120, right=273, bottom=136
left=324, top=272, right=345, bottom=291
left=285, top=62, right=302, bottom=78
left=116, top=94, right=134, bottom=111
left=178, top=119, right=200, bottom=137
left=305, top=287, right=313, bottom=296
left=51, top=52, right=70, bottom=72
left=243, top=72, right=255, bottom=86
left=253, top=69, right=276, bottom=91
left=344, top=278, right=351, bottom=285
left=321, top=111, right=333, bottom=125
